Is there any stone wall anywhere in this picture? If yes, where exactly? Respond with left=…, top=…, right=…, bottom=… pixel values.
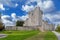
left=42, top=20, right=55, bottom=31
left=5, top=26, right=16, bottom=30
left=5, top=26, right=37, bottom=30
left=23, top=7, right=42, bottom=27
left=23, top=7, right=55, bottom=31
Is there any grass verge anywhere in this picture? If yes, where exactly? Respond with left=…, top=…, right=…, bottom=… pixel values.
left=44, top=31, right=58, bottom=40
left=0, top=30, right=39, bottom=40
left=25, top=31, right=58, bottom=40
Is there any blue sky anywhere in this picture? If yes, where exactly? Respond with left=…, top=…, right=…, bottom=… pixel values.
left=0, top=0, right=60, bottom=26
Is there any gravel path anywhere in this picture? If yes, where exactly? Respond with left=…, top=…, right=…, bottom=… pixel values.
left=52, top=31, right=60, bottom=40
left=0, top=34, right=7, bottom=38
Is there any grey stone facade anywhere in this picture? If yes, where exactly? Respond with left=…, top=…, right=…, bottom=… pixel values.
left=24, top=7, right=43, bottom=26
left=42, top=20, right=55, bottom=31
left=23, top=7, right=55, bottom=31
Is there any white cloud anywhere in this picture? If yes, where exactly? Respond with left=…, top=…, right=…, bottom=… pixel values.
left=43, top=12, right=60, bottom=25
left=22, top=0, right=55, bottom=12
left=0, top=3, right=5, bottom=10
left=0, top=0, right=19, bottom=7
left=20, top=14, right=28, bottom=21
left=1, top=15, right=16, bottom=26
left=22, top=0, right=41, bottom=12
left=11, top=13, right=28, bottom=21
left=1, top=13, right=28, bottom=26
left=1, top=15, right=15, bottom=26
left=42, top=0, right=55, bottom=12
left=11, top=13, right=16, bottom=19
left=15, top=3, right=18, bottom=7
left=37, top=0, right=55, bottom=12
left=11, top=13, right=22, bottom=22
left=11, top=13, right=18, bottom=23
left=22, top=5, right=34, bottom=12
left=43, top=1, right=52, bottom=9
left=26, top=0, right=41, bottom=4
left=1, top=15, right=10, bottom=19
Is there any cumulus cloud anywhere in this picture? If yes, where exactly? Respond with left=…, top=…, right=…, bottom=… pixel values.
left=1, top=15, right=15, bottom=26
left=11, top=13, right=16, bottom=19
left=43, top=11, right=60, bottom=25
left=11, top=13, right=17, bottom=23
left=42, top=0, right=55, bottom=12
left=43, top=1, right=53, bottom=9
left=0, top=3, right=5, bottom=10
left=0, top=0, right=19, bottom=7
left=1, top=13, right=28, bottom=26
left=20, top=14, right=28, bottom=21
left=26, top=0, right=41, bottom=4
left=22, top=5, right=34, bottom=12
left=15, top=3, right=18, bottom=7
left=22, top=0, right=55, bottom=12
left=11, top=13, right=22, bottom=22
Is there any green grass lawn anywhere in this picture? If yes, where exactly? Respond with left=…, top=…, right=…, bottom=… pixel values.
left=0, top=30, right=58, bottom=40
left=44, top=31, right=58, bottom=40
left=25, top=31, right=58, bottom=40
left=0, top=30, right=39, bottom=40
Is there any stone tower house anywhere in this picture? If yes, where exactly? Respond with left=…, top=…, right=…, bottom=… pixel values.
left=23, top=7, right=55, bottom=31
left=24, top=7, right=43, bottom=26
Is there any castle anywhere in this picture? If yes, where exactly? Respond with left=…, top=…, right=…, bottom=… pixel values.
left=23, top=7, right=55, bottom=31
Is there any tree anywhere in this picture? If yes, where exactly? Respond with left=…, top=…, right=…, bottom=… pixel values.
left=55, top=25, right=60, bottom=32
left=16, top=20, right=24, bottom=26
left=0, top=23, right=4, bottom=31
left=0, top=13, right=4, bottom=31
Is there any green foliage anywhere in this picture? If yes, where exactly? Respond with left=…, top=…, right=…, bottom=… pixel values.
left=0, top=31, right=58, bottom=40
left=0, top=30, right=39, bottom=40
left=0, top=22, right=4, bottom=31
left=0, top=13, right=4, bottom=31
left=25, top=31, right=58, bottom=40
left=16, top=21, right=24, bottom=26
left=44, top=31, right=58, bottom=40
left=55, top=25, right=60, bottom=32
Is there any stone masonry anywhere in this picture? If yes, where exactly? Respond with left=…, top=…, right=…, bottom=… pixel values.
left=23, top=7, right=55, bottom=31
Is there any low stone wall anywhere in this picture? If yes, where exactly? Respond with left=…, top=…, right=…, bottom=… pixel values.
left=17, top=27, right=32, bottom=30
left=5, top=26, right=16, bottom=30
left=5, top=26, right=37, bottom=30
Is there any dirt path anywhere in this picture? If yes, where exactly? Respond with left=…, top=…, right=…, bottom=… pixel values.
left=0, top=34, right=7, bottom=38
left=52, top=31, right=60, bottom=40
